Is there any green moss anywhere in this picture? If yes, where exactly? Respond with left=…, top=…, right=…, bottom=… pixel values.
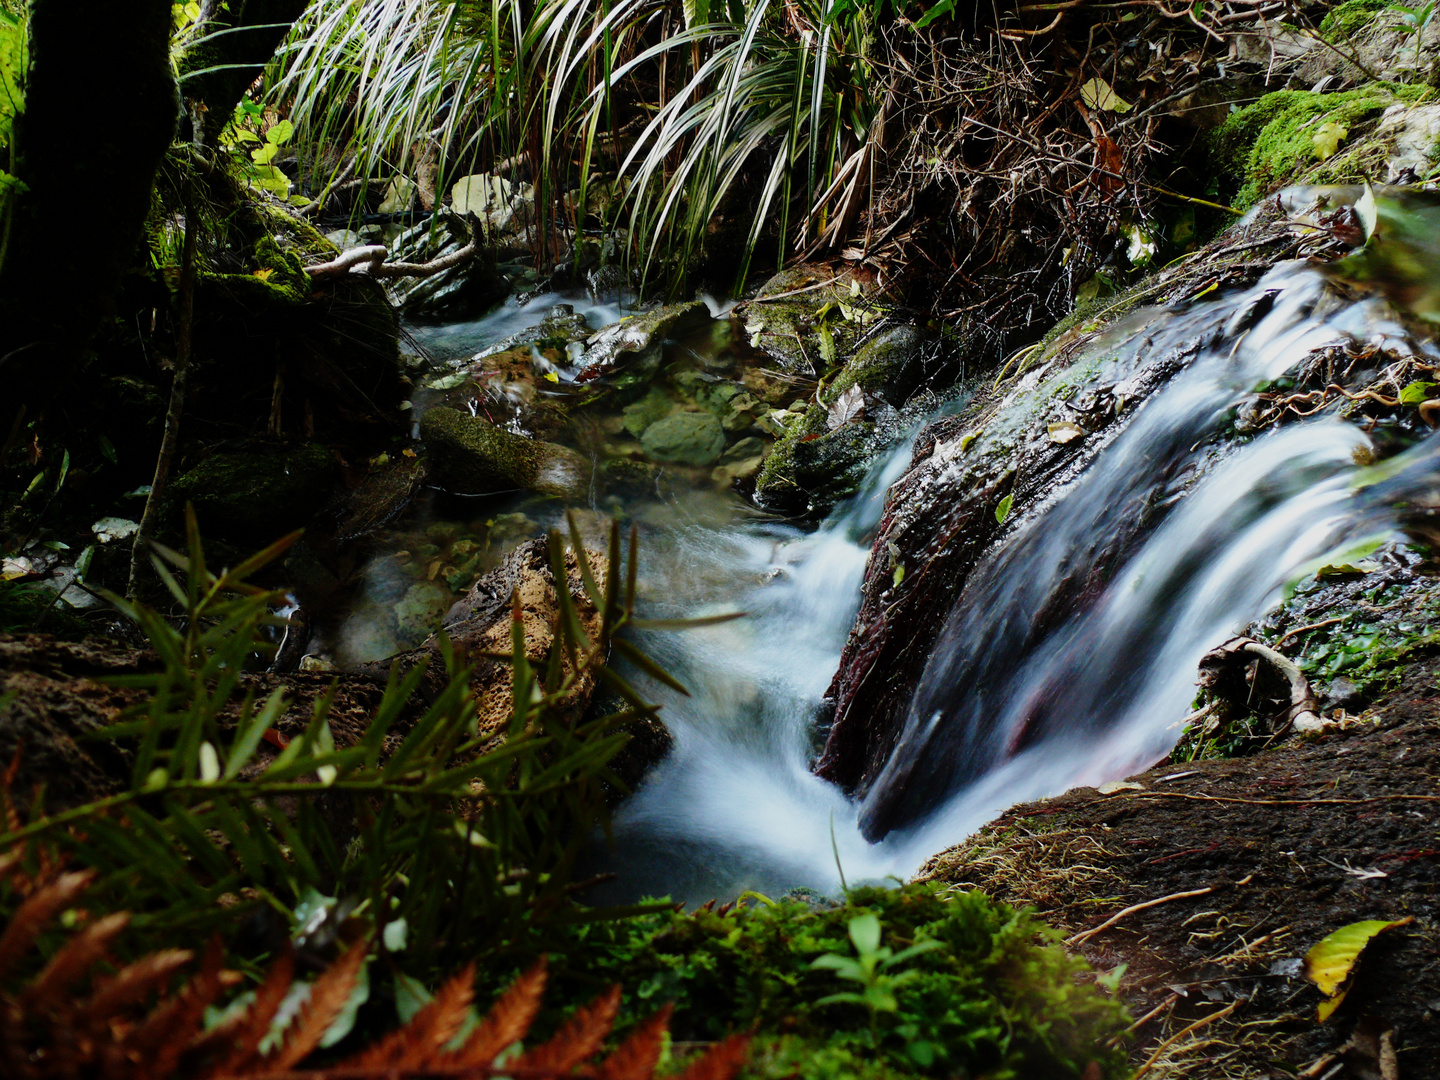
left=169, top=443, right=337, bottom=540
left=419, top=406, right=589, bottom=498
left=536, top=882, right=1129, bottom=1080
left=754, top=405, right=880, bottom=515
left=0, top=581, right=90, bottom=640
left=1317, top=0, right=1391, bottom=41
left=252, top=235, right=312, bottom=300
left=1213, top=83, right=1436, bottom=209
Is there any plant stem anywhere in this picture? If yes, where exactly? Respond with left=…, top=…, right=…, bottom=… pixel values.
left=129, top=179, right=199, bottom=600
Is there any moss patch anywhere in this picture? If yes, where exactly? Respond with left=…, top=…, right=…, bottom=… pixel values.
left=1213, top=83, right=1435, bottom=208
left=1317, top=0, right=1392, bottom=41
left=170, top=443, right=337, bottom=541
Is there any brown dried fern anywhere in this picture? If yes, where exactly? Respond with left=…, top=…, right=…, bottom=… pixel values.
left=0, top=859, right=751, bottom=1080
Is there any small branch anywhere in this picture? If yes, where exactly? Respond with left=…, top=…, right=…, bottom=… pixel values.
left=129, top=185, right=200, bottom=599
left=304, top=214, right=485, bottom=281
left=1274, top=615, right=1348, bottom=650
left=304, top=244, right=388, bottom=278
left=1068, top=886, right=1216, bottom=946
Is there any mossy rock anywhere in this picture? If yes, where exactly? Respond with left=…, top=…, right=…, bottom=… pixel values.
left=1318, top=0, right=1391, bottom=41
left=754, top=404, right=882, bottom=515
left=1213, top=82, right=1435, bottom=208
left=420, top=406, right=589, bottom=498
left=576, top=300, right=711, bottom=376
left=170, top=443, right=337, bottom=541
left=820, top=323, right=937, bottom=408
left=639, top=410, right=726, bottom=466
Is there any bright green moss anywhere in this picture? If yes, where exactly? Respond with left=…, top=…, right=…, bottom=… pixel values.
left=1318, top=0, right=1392, bottom=40
left=1214, top=83, right=1435, bottom=208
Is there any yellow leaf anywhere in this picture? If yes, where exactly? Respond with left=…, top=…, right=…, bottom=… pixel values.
left=1316, top=985, right=1350, bottom=1022
left=543, top=371, right=560, bottom=383
left=253, top=268, right=275, bottom=282
left=1048, top=421, right=1085, bottom=444
left=1313, top=120, right=1348, bottom=161
left=1303, top=917, right=1413, bottom=1014
left=1079, top=77, right=1132, bottom=114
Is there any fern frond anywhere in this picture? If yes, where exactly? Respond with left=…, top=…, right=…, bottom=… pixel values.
left=204, top=946, right=297, bottom=1079
left=594, top=1005, right=673, bottom=1080
left=511, top=983, right=622, bottom=1075
left=446, top=956, right=548, bottom=1068
left=341, top=961, right=476, bottom=1070
left=28, top=910, right=130, bottom=1012
left=671, top=1033, right=753, bottom=1080
left=81, top=948, right=194, bottom=1023
left=0, top=869, right=95, bottom=982
left=125, top=937, right=231, bottom=1080
left=264, top=940, right=367, bottom=1070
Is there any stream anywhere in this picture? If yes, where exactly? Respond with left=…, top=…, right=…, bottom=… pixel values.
left=331, top=261, right=1439, bottom=906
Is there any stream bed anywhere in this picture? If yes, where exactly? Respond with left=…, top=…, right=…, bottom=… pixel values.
left=310, top=259, right=1440, bottom=907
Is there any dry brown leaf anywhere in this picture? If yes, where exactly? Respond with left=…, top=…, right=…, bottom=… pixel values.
left=511, top=984, right=622, bottom=1075
left=826, top=384, right=866, bottom=431
left=130, top=937, right=229, bottom=1080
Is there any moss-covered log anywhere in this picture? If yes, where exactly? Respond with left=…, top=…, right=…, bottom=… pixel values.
left=0, top=0, right=178, bottom=388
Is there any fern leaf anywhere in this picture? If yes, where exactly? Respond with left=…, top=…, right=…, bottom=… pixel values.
left=82, top=948, right=194, bottom=1025
left=203, top=946, right=296, bottom=1078
left=126, top=937, right=230, bottom=1080
left=511, top=984, right=622, bottom=1075
left=447, top=956, right=548, bottom=1068
left=341, top=961, right=476, bottom=1070
left=264, top=940, right=367, bottom=1070
left=0, top=869, right=96, bottom=982
left=671, top=1034, right=753, bottom=1080
left=29, top=911, right=130, bottom=1012
left=595, top=1005, right=674, bottom=1080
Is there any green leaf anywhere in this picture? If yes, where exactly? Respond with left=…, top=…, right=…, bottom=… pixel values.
left=1079, top=77, right=1131, bottom=114
left=1400, top=380, right=1436, bottom=404
left=1312, top=120, right=1348, bottom=161
left=995, top=493, right=1014, bottom=524
left=266, top=119, right=295, bottom=145
left=1304, top=916, right=1413, bottom=1019
left=848, top=912, right=882, bottom=955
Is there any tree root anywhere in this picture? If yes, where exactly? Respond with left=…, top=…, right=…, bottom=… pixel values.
left=305, top=213, right=484, bottom=281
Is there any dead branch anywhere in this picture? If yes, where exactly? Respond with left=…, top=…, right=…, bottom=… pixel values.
left=304, top=213, right=485, bottom=281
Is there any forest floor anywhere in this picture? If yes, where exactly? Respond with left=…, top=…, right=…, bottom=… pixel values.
left=920, top=653, right=1440, bottom=1079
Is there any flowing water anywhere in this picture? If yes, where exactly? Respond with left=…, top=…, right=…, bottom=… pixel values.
left=364, top=262, right=1438, bottom=905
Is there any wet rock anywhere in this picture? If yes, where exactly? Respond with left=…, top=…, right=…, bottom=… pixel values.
left=576, top=300, right=710, bottom=378
left=640, top=410, right=726, bottom=466
left=1322, top=676, right=1367, bottom=712
left=471, top=304, right=594, bottom=363
left=737, top=264, right=883, bottom=374
left=171, top=444, right=337, bottom=541
left=420, top=406, right=590, bottom=498
left=384, top=210, right=507, bottom=320
left=822, top=323, right=938, bottom=408
left=395, top=581, right=452, bottom=645
left=330, top=454, right=428, bottom=541
left=753, top=404, right=885, bottom=515
left=622, top=387, right=676, bottom=438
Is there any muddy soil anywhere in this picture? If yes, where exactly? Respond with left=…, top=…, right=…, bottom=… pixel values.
left=919, top=653, right=1440, bottom=1079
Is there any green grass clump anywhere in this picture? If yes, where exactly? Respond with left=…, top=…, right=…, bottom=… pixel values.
left=0, top=580, right=90, bottom=639
left=1213, top=83, right=1435, bottom=209
left=546, top=882, right=1130, bottom=1080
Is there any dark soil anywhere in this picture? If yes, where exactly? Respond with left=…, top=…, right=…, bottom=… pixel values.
left=919, top=653, right=1440, bottom=1079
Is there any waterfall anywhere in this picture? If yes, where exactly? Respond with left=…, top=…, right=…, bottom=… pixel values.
left=595, top=261, right=1440, bottom=902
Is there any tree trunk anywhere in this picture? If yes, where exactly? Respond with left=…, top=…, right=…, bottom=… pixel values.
left=0, top=0, right=179, bottom=395
left=180, top=0, right=310, bottom=146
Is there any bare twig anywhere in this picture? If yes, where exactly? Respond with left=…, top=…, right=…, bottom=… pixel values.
left=1068, top=886, right=1216, bottom=945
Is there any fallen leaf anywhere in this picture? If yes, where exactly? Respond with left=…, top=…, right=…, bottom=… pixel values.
left=1097, top=780, right=1144, bottom=794
left=1048, top=421, right=1085, bottom=444
left=827, top=384, right=866, bottom=431
left=1313, top=120, right=1349, bottom=161
left=1400, top=379, right=1437, bottom=404
left=1079, top=77, right=1132, bottom=113
left=995, top=493, right=1014, bottom=524
left=1304, top=917, right=1413, bottom=1020
left=92, top=517, right=141, bottom=543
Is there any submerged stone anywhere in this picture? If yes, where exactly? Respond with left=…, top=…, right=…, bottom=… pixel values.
left=622, top=387, right=676, bottom=438
left=576, top=300, right=710, bottom=376
left=640, top=410, right=726, bottom=466
left=420, top=406, right=590, bottom=497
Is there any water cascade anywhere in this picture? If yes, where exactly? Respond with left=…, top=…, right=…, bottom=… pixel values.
left=593, top=261, right=1440, bottom=902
